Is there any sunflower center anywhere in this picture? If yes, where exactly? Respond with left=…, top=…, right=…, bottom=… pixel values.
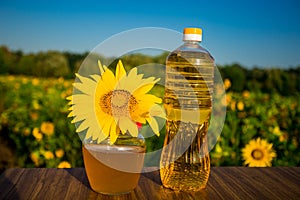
left=100, top=89, right=138, bottom=117
left=251, top=149, right=264, bottom=160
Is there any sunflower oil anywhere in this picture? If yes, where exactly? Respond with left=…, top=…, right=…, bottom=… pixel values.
left=83, top=144, right=145, bottom=194
left=160, top=27, right=215, bottom=191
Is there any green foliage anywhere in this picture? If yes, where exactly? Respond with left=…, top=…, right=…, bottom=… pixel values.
left=34, top=51, right=70, bottom=77
left=229, top=66, right=300, bottom=96
left=1, top=45, right=300, bottom=96
left=15, top=54, right=36, bottom=75
left=0, top=46, right=71, bottom=78
left=220, top=63, right=246, bottom=92
left=0, top=46, right=16, bottom=74
left=63, top=51, right=87, bottom=74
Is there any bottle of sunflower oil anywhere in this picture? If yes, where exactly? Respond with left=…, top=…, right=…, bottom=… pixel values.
left=160, top=27, right=215, bottom=191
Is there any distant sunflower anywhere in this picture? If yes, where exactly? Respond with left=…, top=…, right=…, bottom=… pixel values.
left=40, top=122, right=55, bottom=136
left=30, top=152, right=40, bottom=166
left=242, top=138, right=276, bottom=167
left=32, top=128, right=43, bottom=141
left=55, top=149, right=65, bottom=158
left=43, top=151, right=54, bottom=160
left=57, top=161, right=71, bottom=168
left=68, top=60, right=165, bottom=144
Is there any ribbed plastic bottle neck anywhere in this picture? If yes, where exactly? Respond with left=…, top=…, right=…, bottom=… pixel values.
left=177, top=40, right=209, bottom=55
left=183, top=40, right=200, bottom=44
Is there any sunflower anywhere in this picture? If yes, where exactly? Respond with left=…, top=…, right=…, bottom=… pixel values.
left=57, top=161, right=71, bottom=168
left=237, top=101, right=244, bottom=111
left=40, top=122, right=55, bottom=136
left=224, top=78, right=231, bottom=90
left=55, top=149, right=65, bottom=158
left=68, top=60, right=165, bottom=144
left=32, top=128, right=43, bottom=141
left=242, top=138, right=276, bottom=167
left=30, top=152, right=40, bottom=166
left=43, top=151, right=54, bottom=160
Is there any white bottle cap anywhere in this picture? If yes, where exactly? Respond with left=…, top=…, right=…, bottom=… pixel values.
left=183, top=27, right=202, bottom=42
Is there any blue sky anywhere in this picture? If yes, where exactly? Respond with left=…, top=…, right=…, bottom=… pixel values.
left=1, top=0, right=300, bottom=68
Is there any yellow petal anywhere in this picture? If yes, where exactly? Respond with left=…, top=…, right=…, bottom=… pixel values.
left=138, top=94, right=162, bottom=105
left=74, top=74, right=97, bottom=94
left=116, top=126, right=121, bottom=137
left=94, top=78, right=112, bottom=96
left=150, top=104, right=166, bottom=119
left=123, top=68, right=139, bottom=92
left=102, top=117, right=114, bottom=137
left=98, top=60, right=108, bottom=75
left=97, top=131, right=107, bottom=144
left=72, top=94, right=92, bottom=104
left=133, top=83, right=156, bottom=97
left=75, top=119, right=90, bottom=132
left=131, top=114, right=147, bottom=124
left=90, top=74, right=101, bottom=82
left=118, top=117, right=128, bottom=134
left=147, top=117, right=160, bottom=136
left=88, top=115, right=107, bottom=141
left=66, top=96, right=72, bottom=101
left=121, top=117, right=138, bottom=137
left=67, top=111, right=74, bottom=118
left=131, top=76, right=160, bottom=93
left=86, top=128, right=93, bottom=139
left=92, top=128, right=102, bottom=141
left=116, top=60, right=126, bottom=81
left=95, top=121, right=105, bottom=139
left=100, top=69, right=117, bottom=90
left=72, top=110, right=95, bottom=122
left=109, top=120, right=118, bottom=144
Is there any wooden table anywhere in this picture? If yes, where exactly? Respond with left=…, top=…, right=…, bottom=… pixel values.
left=0, top=167, right=299, bottom=199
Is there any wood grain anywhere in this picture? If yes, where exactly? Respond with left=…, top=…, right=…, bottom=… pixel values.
left=0, top=167, right=299, bottom=199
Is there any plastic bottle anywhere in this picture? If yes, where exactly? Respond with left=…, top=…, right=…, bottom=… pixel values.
left=160, top=27, right=215, bottom=191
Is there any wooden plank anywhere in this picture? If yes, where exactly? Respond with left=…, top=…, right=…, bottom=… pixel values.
left=0, top=167, right=299, bottom=199
left=0, top=168, right=25, bottom=199
left=210, top=167, right=300, bottom=200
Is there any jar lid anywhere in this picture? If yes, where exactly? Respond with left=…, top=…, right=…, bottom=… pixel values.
left=183, top=27, right=202, bottom=42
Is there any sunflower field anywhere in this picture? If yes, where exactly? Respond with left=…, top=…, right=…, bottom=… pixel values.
left=0, top=75, right=82, bottom=171
left=0, top=75, right=299, bottom=172
left=210, top=84, right=300, bottom=166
